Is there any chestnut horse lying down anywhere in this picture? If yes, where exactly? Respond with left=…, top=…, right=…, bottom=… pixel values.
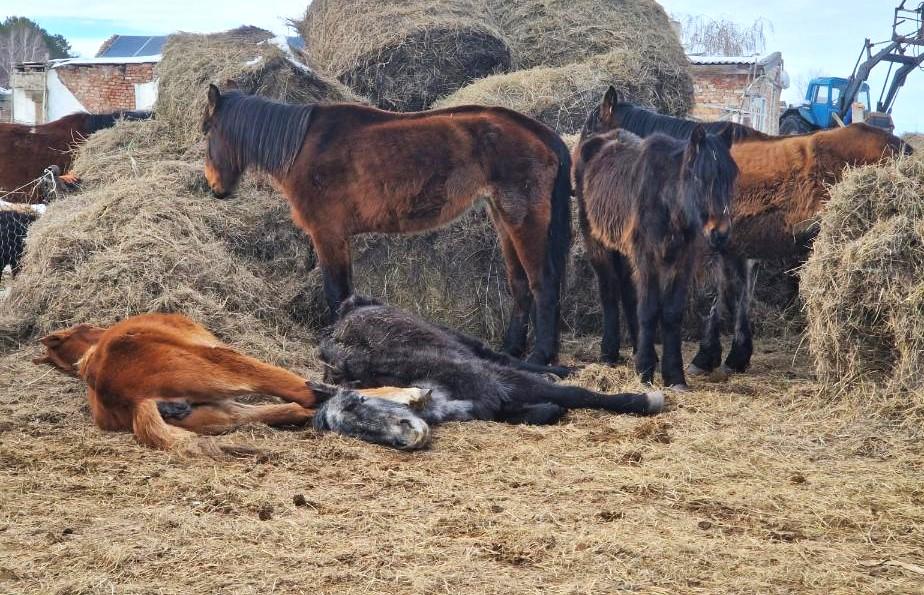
left=34, top=313, right=432, bottom=455
left=314, top=296, right=665, bottom=448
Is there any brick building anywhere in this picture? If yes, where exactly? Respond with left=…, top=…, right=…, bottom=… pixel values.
left=688, top=52, right=788, bottom=134
left=10, top=35, right=165, bottom=125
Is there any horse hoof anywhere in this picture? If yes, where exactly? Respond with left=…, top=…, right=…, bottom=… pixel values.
left=686, top=363, right=710, bottom=377
left=719, top=364, right=736, bottom=376
left=668, top=383, right=690, bottom=393
left=645, top=391, right=666, bottom=414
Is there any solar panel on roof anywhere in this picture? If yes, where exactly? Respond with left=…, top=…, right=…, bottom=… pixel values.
left=100, top=36, right=167, bottom=58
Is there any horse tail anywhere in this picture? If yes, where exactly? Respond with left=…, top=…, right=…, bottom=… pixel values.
left=545, top=134, right=572, bottom=298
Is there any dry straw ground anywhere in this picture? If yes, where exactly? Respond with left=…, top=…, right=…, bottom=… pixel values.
left=2, top=339, right=923, bottom=594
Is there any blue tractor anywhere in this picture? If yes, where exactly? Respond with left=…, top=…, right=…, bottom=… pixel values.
left=779, top=1, right=924, bottom=134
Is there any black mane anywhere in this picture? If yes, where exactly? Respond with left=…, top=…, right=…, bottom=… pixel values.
left=583, top=100, right=767, bottom=143
left=212, top=91, right=314, bottom=175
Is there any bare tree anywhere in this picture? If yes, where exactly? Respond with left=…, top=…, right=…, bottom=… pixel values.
left=0, top=20, right=51, bottom=88
left=678, top=15, right=771, bottom=57
left=793, top=68, right=825, bottom=101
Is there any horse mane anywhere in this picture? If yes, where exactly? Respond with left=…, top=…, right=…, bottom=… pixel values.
left=212, top=91, right=314, bottom=175
left=603, top=101, right=769, bottom=143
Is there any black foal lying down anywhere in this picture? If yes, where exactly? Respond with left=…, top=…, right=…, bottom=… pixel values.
left=314, top=296, right=664, bottom=449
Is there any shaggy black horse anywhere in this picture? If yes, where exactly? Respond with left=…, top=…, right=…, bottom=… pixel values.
left=575, top=93, right=738, bottom=388
left=313, top=296, right=663, bottom=448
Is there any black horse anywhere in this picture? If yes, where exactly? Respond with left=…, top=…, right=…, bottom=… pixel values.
left=313, top=296, right=664, bottom=447
left=575, top=91, right=738, bottom=389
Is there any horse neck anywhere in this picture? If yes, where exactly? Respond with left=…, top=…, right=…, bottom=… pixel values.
left=220, top=99, right=314, bottom=178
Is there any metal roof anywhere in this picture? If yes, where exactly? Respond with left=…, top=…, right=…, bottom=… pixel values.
left=97, top=35, right=168, bottom=58
left=687, top=55, right=761, bottom=65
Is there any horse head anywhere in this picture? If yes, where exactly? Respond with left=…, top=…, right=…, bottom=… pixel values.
left=308, top=381, right=432, bottom=450
left=202, top=84, right=245, bottom=199
left=838, top=123, right=913, bottom=162
left=684, top=124, right=739, bottom=251
left=34, top=323, right=106, bottom=376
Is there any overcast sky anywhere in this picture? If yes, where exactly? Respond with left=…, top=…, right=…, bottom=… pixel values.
left=4, top=0, right=923, bottom=132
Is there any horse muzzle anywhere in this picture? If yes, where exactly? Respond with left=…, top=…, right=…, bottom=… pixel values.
left=393, top=416, right=431, bottom=450
left=707, top=228, right=731, bottom=251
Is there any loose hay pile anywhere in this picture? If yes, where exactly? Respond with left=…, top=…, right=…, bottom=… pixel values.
left=157, top=27, right=362, bottom=147
left=0, top=121, right=320, bottom=369
left=299, top=0, right=511, bottom=111
left=801, top=155, right=924, bottom=417
left=435, top=48, right=692, bottom=134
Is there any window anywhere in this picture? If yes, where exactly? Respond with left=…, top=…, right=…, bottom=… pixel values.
left=814, top=85, right=830, bottom=105
left=830, top=86, right=842, bottom=107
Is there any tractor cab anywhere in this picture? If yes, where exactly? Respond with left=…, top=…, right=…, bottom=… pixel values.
left=801, top=77, right=871, bottom=128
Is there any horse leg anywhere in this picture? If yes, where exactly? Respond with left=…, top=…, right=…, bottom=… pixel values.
left=660, top=266, right=693, bottom=390
left=634, top=269, right=661, bottom=386
left=586, top=234, right=624, bottom=364
left=493, top=216, right=533, bottom=358
left=308, top=229, right=353, bottom=318
left=616, top=252, right=639, bottom=355
left=496, top=402, right=567, bottom=425
left=176, top=347, right=319, bottom=409
left=723, top=257, right=754, bottom=373
left=689, top=260, right=725, bottom=375
left=167, top=402, right=314, bottom=435
left=502, top=217, right=560, bottom=366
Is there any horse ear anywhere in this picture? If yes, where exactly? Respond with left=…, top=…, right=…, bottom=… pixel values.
left=306, top=380, right=340, bottom=403
left=39, top=332, right=64, bottom=348
left=600, top=86, right=620, bottom=123
left=690, top=124, right=707, bottom=146
left=718, top=123, right=736, bottom=148
left=207, top=84, right=221, bottom=110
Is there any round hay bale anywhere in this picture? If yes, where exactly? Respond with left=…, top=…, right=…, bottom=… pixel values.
left=156, top=27, right=361, bottom=147
left=434, top=48, right=693, bottom=134
left=298, top=0, right=511, bottom=111
left=488, top=0, right=688, bottom=72
left=801, top=155, right=924, bottom=413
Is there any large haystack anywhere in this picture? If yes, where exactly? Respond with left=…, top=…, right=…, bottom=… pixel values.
left=801, top=155, right=924, bottom=413
left=299, top=0, right=511, bottom=111
left=434, top=48, right=692, bottom=133
left=488, top=0, right=688, bottom=72
left=0, top=121, right=320, bottom=368
left=156, top=27, right=361, bottom=147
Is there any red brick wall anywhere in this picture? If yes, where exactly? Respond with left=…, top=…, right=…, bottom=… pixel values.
left=56, top=63, right=156, bottom=113
left=691, top=69, right=752, bottom=121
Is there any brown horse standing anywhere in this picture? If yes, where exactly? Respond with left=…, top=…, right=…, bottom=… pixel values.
left=574, top=115, right=738, bottom=389
left=590, top=87, right=911, bottom=374
left=0, top=111, right=151, bottom=202
left=201, top=85, right=571, bottom=365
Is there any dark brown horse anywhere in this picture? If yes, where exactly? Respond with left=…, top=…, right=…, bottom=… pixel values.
left=575, top=105, right=738, bottom=389
left=591, top=87, right=911, bottom=375
left=201, top=85, right=572, bottom=365
left=0, top=110, right=151, bottom=203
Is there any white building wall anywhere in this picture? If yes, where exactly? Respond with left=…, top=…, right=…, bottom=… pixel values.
left=46, top=70, right=87, bottom=121
left=12, top=87, right=38, bottom=124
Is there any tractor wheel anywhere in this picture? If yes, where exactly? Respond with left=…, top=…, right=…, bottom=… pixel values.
left=779, top=113, right=814, bottom=135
